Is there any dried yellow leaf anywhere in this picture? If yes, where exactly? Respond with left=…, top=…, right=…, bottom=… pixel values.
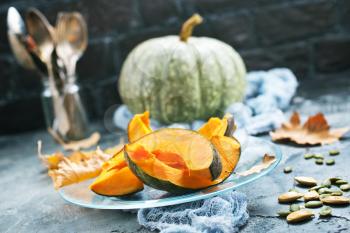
left=237, top=154, right=276, bottom=176
left=48, top=148, right=111, bottom=189
left=38, top=141, right=64, bottom=169
left=38, top=141, right=123, bottom=189
left=48, top=147, right=112, bottom=189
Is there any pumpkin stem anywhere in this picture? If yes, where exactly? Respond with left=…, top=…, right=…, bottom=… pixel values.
left=180, top=14, right=203, bottom=42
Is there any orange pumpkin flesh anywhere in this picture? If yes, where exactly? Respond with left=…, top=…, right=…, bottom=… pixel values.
left=127, top=129, right=220, bottom=175
left=90, top=112, right=151, bottom=196
left=102, top=150, right=127, bottom=171
left=90, top=165, right=143, bottom=196
left=125, top=144, right=214, bottom=192
left=198, top=117, right=228, bottom=139
left=127, top=111, right=152, bottom=142
left=152, top=150, right=188, bottom=170
left=90, top=149, right=144, bottom=196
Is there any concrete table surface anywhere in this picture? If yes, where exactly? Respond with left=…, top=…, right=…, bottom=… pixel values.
left=1, top=77, right=350, bottom=233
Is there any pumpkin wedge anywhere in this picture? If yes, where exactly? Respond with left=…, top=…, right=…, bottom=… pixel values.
left=199, top=114, right=240, bottom=183
left=124, top=129, right=222, bottom=193
left=125, top=123, right=240, bottom=194
left=90, top=112, right=151, bottom=196
left=124, top=114, right=240, bottom=194
left=127, top=129, right=222, bottom=177
left=199, top=113, right=236, bottom=138
left=198, top=117, right=228, bottom=139
left=210, top=135, right=240, bottom=183
left=90, top=151, right=143, bottom=196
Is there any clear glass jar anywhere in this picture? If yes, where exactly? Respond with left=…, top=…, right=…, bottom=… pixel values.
left=41, top=78, right=89, bottom=141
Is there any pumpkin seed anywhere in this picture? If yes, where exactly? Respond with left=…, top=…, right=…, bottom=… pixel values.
left=290, top=204, right=300, bottom=212
left=335, top=180, right=348, bottom=185
left=277, top=209, right=291, bottom=217
left=329, top=150, right=340, bottom=156
left=305, top=201, right=323, bottom=208
left=340, top=184, right=350, bottom=191
left=321, top=196, right=350, bottom=205
left=295, top=176, right=318, bottom=187
left=315, top=159, right=324, bottom=165
left=331, top=191, right=343, bottom=196
left=318, top=188, right=332, bottom=194
left=329, top=177, right=342, bottom=183
left=278, top=192, right=304, bottom=203
left=319, top=206, right=332, bottom=217
left=304, top=190, right=319, bottom=201
left=325, top=159, right=335, bottom=165
left=309, top=185, right=323, bottom=191
left=304, top=153, right=314, bottom=159
left=286, top=209, right=314, bottom=223
left=284, top=166, right=293, bottom=173
left=321, top=179, right=331, bottom=188
left=314, top=153, right=324, bottom=159
left=319, top=194, right=331, bottom=199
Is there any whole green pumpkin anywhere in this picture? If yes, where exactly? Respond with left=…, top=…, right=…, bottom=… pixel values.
left=119, top=14, right=246, bottom=124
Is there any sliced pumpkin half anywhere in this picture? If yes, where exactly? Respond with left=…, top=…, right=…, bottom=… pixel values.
left=90, top=111, right=152, bottom=196
left=124, top=128, right=240, bottom=194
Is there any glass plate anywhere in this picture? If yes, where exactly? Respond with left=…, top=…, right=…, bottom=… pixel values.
left=59, top=135, right=282, bottom=209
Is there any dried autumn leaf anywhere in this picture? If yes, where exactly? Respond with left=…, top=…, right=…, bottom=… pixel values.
left=48, top=147, right=113, bottom=189
left=38, top=141, right=64, bottom=169
left=270, top=112, right=349, bottom=145
left=237, top=154, right=276, bottom=176
left=38, top=141, right=124, bottom=188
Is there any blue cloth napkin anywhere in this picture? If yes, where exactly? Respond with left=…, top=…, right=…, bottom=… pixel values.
left=226, top=68, right=298, bottom=134
left=138, top=191, right=249, bottom=233
left=113, top=68, right=298, bottom=135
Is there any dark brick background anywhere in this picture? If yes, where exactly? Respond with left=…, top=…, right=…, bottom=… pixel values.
left=0, top=0, right=349, bottom=134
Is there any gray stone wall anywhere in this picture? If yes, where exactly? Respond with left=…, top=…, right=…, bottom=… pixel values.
left=0, top=0, right=349, bottom=133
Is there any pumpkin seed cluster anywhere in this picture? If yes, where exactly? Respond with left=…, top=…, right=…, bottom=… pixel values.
left=303, top=150, right=341, bottom=166
left=277, top=176, right=350, bottom=223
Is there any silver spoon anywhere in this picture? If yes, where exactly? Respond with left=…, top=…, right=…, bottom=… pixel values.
left=25, top=8, right=55, bottom=69
left=56, top=12, right=87, bottom=80
left=26, top=8, right=70, bottom=136
left=7, top=7, right=36, bottom=70
left=7, top=7, right=49, bottom=76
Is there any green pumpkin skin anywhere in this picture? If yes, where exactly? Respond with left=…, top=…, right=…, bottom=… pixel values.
left=118, top=36, right=246, bottom=124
